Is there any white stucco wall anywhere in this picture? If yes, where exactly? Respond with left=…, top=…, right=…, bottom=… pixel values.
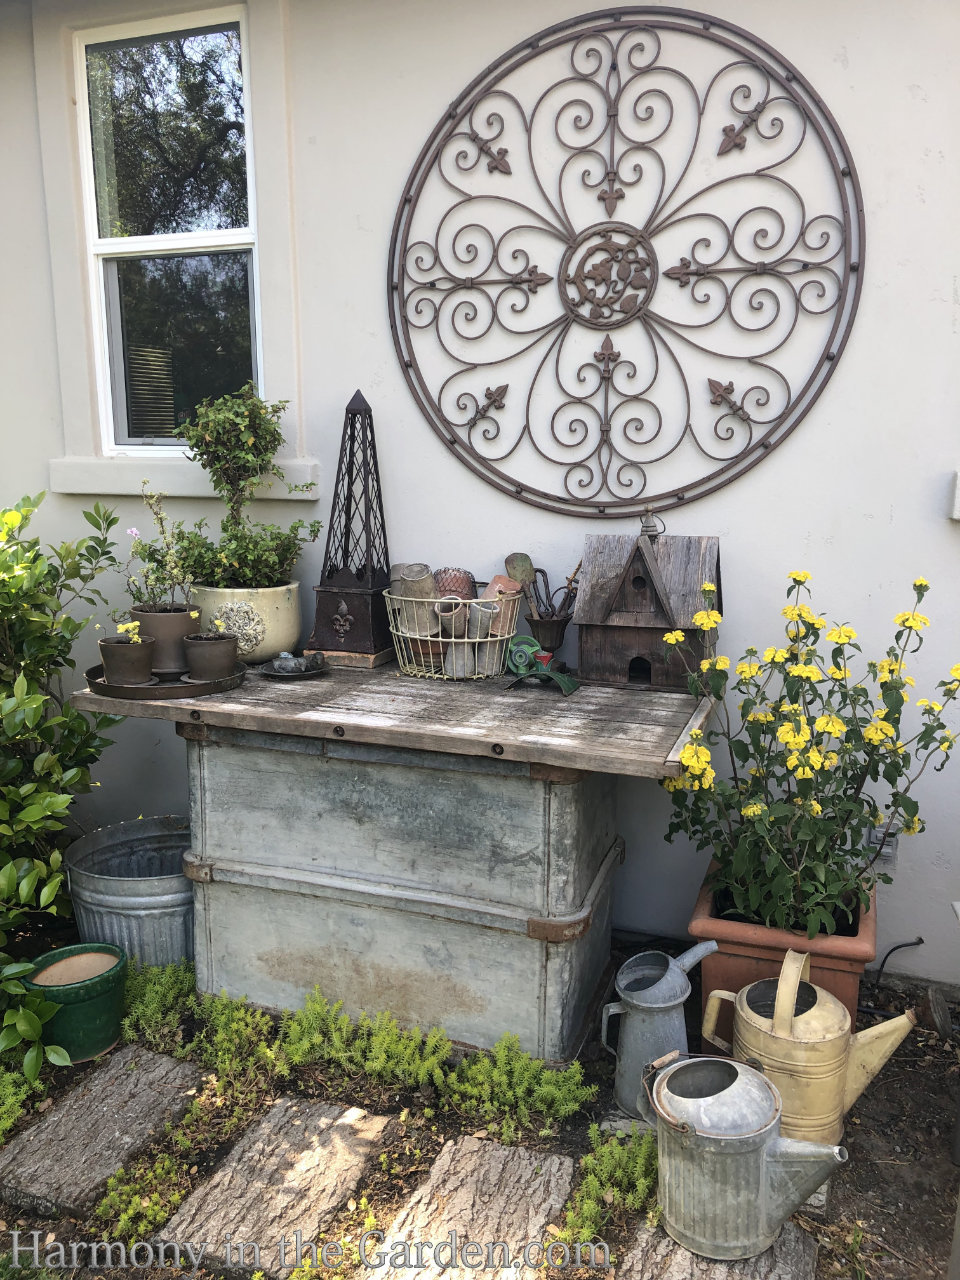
left=5, top=0, right=960, bottom=980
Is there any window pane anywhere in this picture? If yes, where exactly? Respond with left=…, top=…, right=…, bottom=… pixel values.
left=87, top=25, right=247, bottom=238
left=106, top=252, right=255, bottom=440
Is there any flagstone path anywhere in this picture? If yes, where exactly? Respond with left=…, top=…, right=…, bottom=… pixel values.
left=0, top=1046, right=200, bottom=1217
left=162, top=1097, right=393, bottom=1274
left=0, top=1050, right=819, bottom=1280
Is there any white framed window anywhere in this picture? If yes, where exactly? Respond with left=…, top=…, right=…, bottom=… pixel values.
left=76, top=8, right=261, bottom=450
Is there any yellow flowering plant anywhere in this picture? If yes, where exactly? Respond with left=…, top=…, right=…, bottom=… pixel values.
left=662, top=576, right=959, bottom=938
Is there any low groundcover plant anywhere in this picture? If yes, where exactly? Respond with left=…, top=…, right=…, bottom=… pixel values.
left=662, top=573, right=958, bottom=938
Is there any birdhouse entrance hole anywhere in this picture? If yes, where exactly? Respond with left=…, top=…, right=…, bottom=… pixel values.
left=631, top=574, right=647, bottom=593
left=628, top=656, right=652, bottom=686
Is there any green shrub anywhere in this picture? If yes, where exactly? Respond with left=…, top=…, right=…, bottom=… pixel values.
left=443, top=1033, right=595, bottom=1139
left=122, top=960, right=196, bottom=1054
left=0, top=493, right=119, bottom=1078
left=277, top=990, right=451, bottom=1091
left=0, top=1068, right=33, bottom=1144
left=98, top=1153, right=188, bottom=1243
left=562, top=1125, right=658, bottom=1245
left=184, top=990, right=277, bottom=1095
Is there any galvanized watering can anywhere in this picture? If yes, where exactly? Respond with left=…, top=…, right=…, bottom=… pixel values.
left=702, top=949, right=916, bottom=1144
left=602, top=940, right=717, bottom=1118
left=652, top=1053, right=847, bottom=1260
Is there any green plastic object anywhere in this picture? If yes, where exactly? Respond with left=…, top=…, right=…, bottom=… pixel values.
left=506, top=638, right=580, bottom=697
left=507, top=635, right=542, bottom=674
left=23, top=943, right=127, bottom=1063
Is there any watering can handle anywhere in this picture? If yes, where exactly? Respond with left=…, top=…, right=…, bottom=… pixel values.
left=701, top=989, right=736, bottom=1054
left=772, top=949, right=811, bottom=1036
left=601, top=1001, right=625, bottom=1056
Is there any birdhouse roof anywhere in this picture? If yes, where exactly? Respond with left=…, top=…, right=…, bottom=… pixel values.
left=572, top=533, right=721, bottom=628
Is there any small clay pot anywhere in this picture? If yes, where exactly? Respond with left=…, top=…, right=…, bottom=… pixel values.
left=435, top=595, right=468, bottom=638
left=183, top=633, right=239, bottom=682
left=98, top=636, right=156, bottom=686
left=130, top=605, right=196, bottom=678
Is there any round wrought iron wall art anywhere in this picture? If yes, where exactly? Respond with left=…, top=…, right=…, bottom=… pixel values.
left=388, top=8, right=864, bottom=516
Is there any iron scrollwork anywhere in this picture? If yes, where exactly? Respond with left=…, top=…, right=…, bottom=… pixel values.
left=389, top=8, right=864, bottom=516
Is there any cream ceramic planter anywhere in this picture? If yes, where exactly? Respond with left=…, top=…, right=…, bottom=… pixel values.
left=190, top=583, right=301, bottom=663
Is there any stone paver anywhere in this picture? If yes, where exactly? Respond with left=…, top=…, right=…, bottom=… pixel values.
left=0, top=1045, right=201, bottom=1217
left=161, top=1095, right=393, bottom=1274
left=619, top=1222, right=817, bottom=1280
left=374, top=1136, right=574, bottom=1280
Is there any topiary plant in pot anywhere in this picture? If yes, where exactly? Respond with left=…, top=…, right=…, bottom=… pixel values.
left=173, top=383, right=322, bottom=662
left=663, top=572, right=959, bottom=1028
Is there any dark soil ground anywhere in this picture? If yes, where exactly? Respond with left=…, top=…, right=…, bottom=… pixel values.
left=801, top=974, right=960, bottom=1280
left=5, top=923, right=958, bottom=1278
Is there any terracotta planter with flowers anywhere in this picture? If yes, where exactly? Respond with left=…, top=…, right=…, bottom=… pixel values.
left=688, top=871, right=876, bottom=1041
left=661, top=571, right=959, bottom=1043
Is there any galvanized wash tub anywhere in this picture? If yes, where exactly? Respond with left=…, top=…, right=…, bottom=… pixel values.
left=64, top=816, right=194, bottom=965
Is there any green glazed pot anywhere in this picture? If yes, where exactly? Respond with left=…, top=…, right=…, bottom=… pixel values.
left=23, top=944, right=127, bottom=1062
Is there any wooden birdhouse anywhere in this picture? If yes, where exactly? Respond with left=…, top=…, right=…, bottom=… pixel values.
left=572, top=532, right=721, bottom=688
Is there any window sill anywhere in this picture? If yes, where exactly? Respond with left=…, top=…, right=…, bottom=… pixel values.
left=49, top=455, right=321, bottom=499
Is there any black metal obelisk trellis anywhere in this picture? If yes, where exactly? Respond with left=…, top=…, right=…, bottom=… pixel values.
left=308, top=391, right=392, bottom=665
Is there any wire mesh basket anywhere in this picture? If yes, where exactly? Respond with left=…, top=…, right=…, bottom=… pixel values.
left=384, top=588, right=522, bottom=679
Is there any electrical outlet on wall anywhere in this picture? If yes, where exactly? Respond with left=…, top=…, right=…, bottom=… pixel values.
left=868, top=825, right=899, bottom=871
left=950, top=471, right=960, bottom=520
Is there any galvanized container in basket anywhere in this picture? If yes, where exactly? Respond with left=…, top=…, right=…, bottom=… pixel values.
left=384, top=588, right=521, bottom=679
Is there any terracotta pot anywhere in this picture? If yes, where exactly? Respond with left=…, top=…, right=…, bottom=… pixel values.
left=183, top=633, right=239, bottom=682
left=687, top=873, right=877, bottom=1044
left=98, top=636, right=156, bottom=686
left=435, top=595, right=468, bottom=638
left=130, top=605, right=196, bottom=678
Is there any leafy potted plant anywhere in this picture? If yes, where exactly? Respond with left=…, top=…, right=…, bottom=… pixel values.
left=173, top=383, right=322, bottom=662
left=0, top=492, right=121, bottom=1078
left=98, top=619, right=156, bottom=686
left=121, top=486, right=197, bottom=678
left=183, top=617, right=239, bottom=682
left=663, top=573, right=958, bottom=1024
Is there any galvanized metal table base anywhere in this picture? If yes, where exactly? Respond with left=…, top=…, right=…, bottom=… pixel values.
left=74, top=669, right=709, bottom=1058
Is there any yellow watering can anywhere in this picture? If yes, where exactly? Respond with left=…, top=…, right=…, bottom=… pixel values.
left=702, top=949, right=916, bottom=1145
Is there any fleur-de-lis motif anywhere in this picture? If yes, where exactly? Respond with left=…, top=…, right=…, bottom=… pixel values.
left=594, top=335, right=620, bottom=378
left=331, top=598, right=354, bottom=640
left=708, top=378, right=751, bottom=421
left=469, top=131, right=512, bottom=174
left=598, top=172, right=625, bottom=217
left=665, top=256, right=708, bottom=288
left=466, top=384, right=509, bottom=428
left=717, top=103, right=767, bottom=156
left=517, top=267, right=553, bottom=293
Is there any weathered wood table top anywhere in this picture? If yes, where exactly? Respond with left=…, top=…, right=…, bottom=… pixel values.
left=72, top=668, right=711, bottom=779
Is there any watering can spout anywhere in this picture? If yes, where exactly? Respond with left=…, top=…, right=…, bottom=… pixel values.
left=677, top=940, right=718, bottom=973
left=764, top=1137, right=848, bottom=1228
left=842, top=1008, right=917, bottom=1114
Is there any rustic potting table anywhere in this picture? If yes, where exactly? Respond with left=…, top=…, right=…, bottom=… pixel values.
left=74, top=669, right=708, bottom=1059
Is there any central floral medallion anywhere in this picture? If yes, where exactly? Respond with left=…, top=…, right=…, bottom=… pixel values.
left=560, top=225, right=657, bottom=328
